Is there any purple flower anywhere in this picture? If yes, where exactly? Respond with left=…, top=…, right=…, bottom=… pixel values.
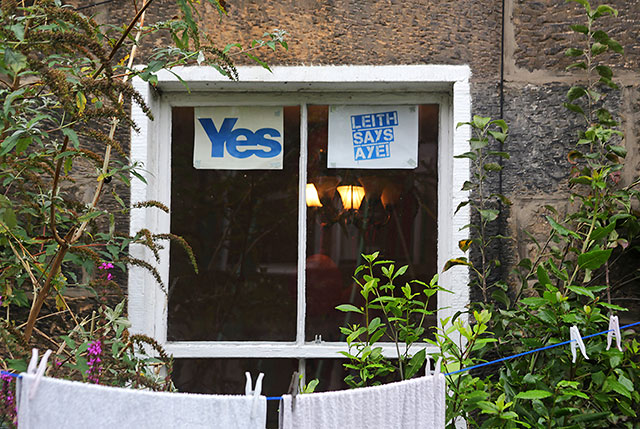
left=85, top=340, right=103, bottom=384
left=1, top=373, right=17, bottom=424
left=98, top=262, right=114, bottom=270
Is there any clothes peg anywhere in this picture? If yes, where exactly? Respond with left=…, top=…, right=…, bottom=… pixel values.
left=569, top=326, right=588, bottom=363
left=29, top=349, right=52, bottom=399
left=27, top=348, right=39, bottom=374
left=245, top=372, right=264, bottom=419
left=434, top=356, right=443, bottom=375
left=607, top=315, right=622, bottom=352
left=287, top=371, right=299, bottom=411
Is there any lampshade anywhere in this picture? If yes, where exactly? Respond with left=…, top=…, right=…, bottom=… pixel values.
left=336, top=185, right=365, bottom=210
left=306, top=183, right=323, bottom=207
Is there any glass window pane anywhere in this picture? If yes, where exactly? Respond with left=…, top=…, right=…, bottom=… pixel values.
left=305, top=105, right=439, bottom=341
left=168, top=106, right=300, bottom=341
left=173, top=358, right=298, bottom=427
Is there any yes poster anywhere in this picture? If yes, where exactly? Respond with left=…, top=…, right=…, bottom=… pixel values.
left=327, top=105, right=418, bottom=169
left=193, top=106, right=284, bottom=170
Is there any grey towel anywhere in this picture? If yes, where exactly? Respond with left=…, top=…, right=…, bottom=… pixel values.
left=17, top=373, right=266, bottom=429
left=279, top=374, right=446, bottom=429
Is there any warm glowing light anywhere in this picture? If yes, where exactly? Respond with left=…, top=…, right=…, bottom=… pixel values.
left=306, top=183, right=323, bottom=207
left=337, top=185, right=365, bottom=210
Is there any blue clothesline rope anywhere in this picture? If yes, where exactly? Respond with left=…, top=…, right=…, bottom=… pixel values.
left=443, top=320, right=640, bottom=376
left=3, top=320, right=638, bottom=401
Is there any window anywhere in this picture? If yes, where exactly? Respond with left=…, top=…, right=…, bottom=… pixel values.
left=129, top=66, right=471, bottom=409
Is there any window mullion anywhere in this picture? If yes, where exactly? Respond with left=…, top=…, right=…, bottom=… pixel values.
left=296, top=103, right=308, bottom=346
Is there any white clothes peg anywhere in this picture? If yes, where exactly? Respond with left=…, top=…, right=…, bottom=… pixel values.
left=569, top=326, right=588, bottom=363
left=244, top=372, right=264, bottom=396
left=27, top=348, right=39, bottom=374
left=425, top=354, right=431, bottom=376
left=29, top=349, right=52, bottom=399
left=245, top=372, right=264, bottom=419
left=607, top=315, right=622, bottom=351
left=434, top=356, right=443, bottom=375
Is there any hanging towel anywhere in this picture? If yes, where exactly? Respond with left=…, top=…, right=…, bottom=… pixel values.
left=16, top=373, right=267, bottom=429
left=279, top=374, right=445, bottom=429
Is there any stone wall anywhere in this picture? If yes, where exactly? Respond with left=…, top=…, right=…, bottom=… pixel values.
left=78, top=0, right=639, bottom=307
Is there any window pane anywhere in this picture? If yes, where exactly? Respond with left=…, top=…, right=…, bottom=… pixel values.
left=168, top=106, right=300, bottom=341
left=173, top=358, right=297, bottom=427
left=305, top=105, right=438, bottom=341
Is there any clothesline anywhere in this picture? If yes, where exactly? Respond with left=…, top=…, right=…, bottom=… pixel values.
left=2, top=320, right=639, bottom=402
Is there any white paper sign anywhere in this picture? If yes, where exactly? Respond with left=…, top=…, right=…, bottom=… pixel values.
left=327, top=105, right=418, bottom=169
left=193, top=106, right=284, bottom=170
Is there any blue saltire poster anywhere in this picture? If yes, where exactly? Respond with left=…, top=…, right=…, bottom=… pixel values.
left=193, top=106, right=284, bottom=170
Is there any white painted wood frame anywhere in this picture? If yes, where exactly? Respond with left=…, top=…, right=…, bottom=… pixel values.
left=129, top=65, right=471, bottom=360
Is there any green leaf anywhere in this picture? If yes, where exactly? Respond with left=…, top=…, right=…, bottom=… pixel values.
left=537, top=265, right=551, bottom=286
left=604, top=378, right=631, bottom=399
left=607, top=145, right=626, bottom=158
left=77, top=210, right=103, bottom=223
left=458, top=239, right=473, bottom=252
left=454, top=151, right=477, bottom=161
left=566, top=61, right=587, bottom=70
left=4, top=48, right=27, bottom=73
left=335, top=304, right=363, bottom=314
left=567, top=86, right=587, bottom=101
left=564, top=102, right=585, bottom=115
left=520, top=297, right=547, bottom=307
left=546, top=216, right=580, bottom=238
left=515, top=390, right=552, bottom=400
left=591, top=42, right=608, bottom=55
left=62, top=128, right=80, bottom=149
left=577, top=248, right=612, bottom=270
left=477, top=401, right=500, bottom=414
left=565, top=48, right=584, bottom=57
left=567, top=285, right=595, bottom=299
left=405, top=348, right=426, bottom=379
left=443, top=257, right=471, bottom=272
left=571, top=412, right=613, bottom=423
left=592, top=4, right=617, bottom=18
left=595, top=65, right=613, bottom=79
left=483, top=162, right=502, bottom=172
left=479, top=209, right=499, bottom=222
left=487, top=130, right=507, bottom=143
left=7, top=359, right=27, bottom=373
left=570, top=24, right=589, bottom=34
left=607, top=38, right=623, bottom=54
left=472, top=115, right=492, bottom=129
left=589, top=222, right=615, bottom=242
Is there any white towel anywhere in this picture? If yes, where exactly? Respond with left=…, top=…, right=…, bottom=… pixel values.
left=16, top=373, right=267, bottom=429
left=279, top=374, right=445, bottom=429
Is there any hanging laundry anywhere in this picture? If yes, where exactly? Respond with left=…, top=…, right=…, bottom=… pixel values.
left=16, top=373, right=267, bottom=429
left=279, top=373, right=445, bottom=429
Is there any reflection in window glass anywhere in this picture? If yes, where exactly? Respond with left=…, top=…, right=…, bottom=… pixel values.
left=305, top=105, right=439, bottom=341
left=168, top=106, right=300, bottom=341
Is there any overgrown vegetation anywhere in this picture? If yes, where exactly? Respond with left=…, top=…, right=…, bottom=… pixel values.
left=0, top=0, right=285, bottom=425
left=337, top=1, right=639, bottom=427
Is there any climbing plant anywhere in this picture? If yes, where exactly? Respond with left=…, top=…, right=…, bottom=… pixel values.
left=0, top=0, right=286, bottom=424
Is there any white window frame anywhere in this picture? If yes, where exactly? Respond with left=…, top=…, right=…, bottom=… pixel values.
left=128, top=65, right=472, bottom=360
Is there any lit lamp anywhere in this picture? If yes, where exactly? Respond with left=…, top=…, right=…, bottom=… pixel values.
left=336, top=184, right=365, bottom=210
left=306, top=183, right=323, bottom=207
